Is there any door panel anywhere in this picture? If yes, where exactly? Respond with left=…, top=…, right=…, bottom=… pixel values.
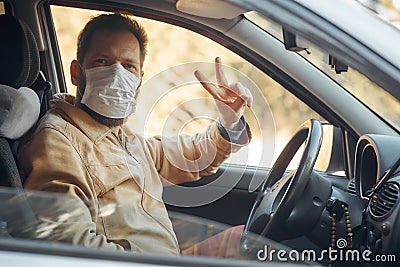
left=164, top=165, right=269, bottom=226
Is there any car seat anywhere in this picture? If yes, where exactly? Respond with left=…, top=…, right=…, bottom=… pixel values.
left=0, top=14, right=41, bottom=187
left=0, top=14, right=42, bottom=237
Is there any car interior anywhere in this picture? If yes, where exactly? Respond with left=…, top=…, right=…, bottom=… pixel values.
left=0, top=0, right=399, bottom=266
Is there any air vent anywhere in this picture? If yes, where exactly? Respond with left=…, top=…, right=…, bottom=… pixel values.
left=347, top=178, right=357, bottom=196
left=370, top=182, right=399, bottom=217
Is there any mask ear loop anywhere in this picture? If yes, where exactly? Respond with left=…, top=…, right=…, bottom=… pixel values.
left=76, top=62, right=87, bottom=101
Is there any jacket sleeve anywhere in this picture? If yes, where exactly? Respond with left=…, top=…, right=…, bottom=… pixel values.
left=18, top=125, right=125, bottom=251
left=145, top=122, right=251, bottom=185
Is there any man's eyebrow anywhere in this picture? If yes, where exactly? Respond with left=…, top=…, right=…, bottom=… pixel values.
left=90, top=53, right=111, bottom=58
left=124, top=58, right=140, bottom=64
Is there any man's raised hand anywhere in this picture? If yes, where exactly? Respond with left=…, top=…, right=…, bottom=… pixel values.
left=194, top=57, right=253, bottom=129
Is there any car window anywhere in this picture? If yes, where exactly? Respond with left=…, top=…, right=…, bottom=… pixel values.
left=0, top=187, right=296, bottom=263
left=51, top=5, right=329, bottom=170
left=0, top=1, right=5, bottom=14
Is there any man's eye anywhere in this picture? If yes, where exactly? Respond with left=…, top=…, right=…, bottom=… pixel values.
left=125, top=64, right=136, bottom=70
left=95, top=59, right=107, bottom=64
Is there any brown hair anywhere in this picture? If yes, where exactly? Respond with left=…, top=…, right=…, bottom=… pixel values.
left=77, top=13, right=148, bottom=67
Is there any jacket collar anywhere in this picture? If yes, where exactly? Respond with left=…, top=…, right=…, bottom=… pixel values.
left=50, top=93, right=118, bottom=143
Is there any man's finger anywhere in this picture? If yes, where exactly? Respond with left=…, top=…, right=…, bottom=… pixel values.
left=215, top=57, right=229, bottom=89
left=194, top=70, right=220, bottom=100
left=229, top=82, right=252, bottom=107
left=244, top=86, right=253, bottom=107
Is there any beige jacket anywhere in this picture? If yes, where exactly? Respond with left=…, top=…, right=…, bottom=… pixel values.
left=18, top=94, right=250, bottom=255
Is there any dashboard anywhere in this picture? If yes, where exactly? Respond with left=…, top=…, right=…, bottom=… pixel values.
left=353, top=134, right=400, bottom=261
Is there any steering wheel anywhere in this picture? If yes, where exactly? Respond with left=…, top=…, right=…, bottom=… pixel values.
left=241, top=119, right=324, bottom=250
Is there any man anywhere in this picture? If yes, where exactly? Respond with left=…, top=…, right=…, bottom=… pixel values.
left=18, top=13, right=252, bottom=255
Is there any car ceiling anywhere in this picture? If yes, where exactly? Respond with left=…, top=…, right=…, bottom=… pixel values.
left=111, top=0, right=247, bottom=19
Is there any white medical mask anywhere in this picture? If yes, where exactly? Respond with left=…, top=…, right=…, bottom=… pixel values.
left=81, top=63, right=141, bottom=119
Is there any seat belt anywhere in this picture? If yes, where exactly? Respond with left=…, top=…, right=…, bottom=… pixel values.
left=31, top=71, right=52, bottom=118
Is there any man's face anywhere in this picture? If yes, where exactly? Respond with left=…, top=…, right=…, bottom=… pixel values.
left=82, top=29, right=142, bottom=77
left=71, top=29, right=143, bottom=126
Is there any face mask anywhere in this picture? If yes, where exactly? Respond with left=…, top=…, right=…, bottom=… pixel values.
left=81, top=63, right=141, bottom=119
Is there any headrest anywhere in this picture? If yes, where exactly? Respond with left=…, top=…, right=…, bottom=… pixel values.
left=0, top=84, right=40, bottom=139
left=0, top=14, right=40, bottom=88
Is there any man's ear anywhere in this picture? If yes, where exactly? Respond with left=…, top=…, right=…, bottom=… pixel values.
left=138, top=71, right=144, bottom=88
left=137, top=70, right=144, bottom=88
left=70, top=60, right=80, bottom=86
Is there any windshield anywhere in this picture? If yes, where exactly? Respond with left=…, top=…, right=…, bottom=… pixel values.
left=246, top=11, right=400, bottom=130
left=356, top=0, right=400, bottom=29
left=295, top=37, right=400, bottom=129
